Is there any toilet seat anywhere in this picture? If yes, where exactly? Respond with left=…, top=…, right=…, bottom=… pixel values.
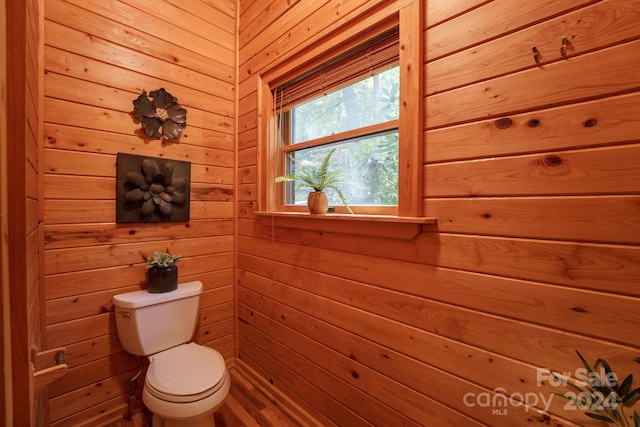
left=145, top=343, right=226, bottom=403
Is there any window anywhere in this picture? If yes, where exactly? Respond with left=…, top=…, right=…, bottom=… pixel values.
left=274, top=29, right=400, bottom=214
left=258, top=5, right=423, bottom=220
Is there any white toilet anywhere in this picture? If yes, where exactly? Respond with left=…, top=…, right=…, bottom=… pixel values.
left=113, top=280, right=230, bottom=427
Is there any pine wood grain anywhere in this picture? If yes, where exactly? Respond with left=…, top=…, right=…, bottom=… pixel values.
left=43, top=125, right=235, bottom=168
left=425, top=195, right=640, bottom=245
left=45, top=20, right=233, bottom=100
left=47, top=0, right=234, bottom=83
left=427, top=0, right=640, bottom=95
left=425, top=144, right=640, bottom=196
left=44, top=46, right=234, bottom=115
left=428, top=39, right=640, bottom=128
left=44, top=219, right=233, bottom=249
left=44, top=72, right=234, bottom=135
left=18, top=0, right=638, bottom=425
left=40, top=0, right=239, bottom=422
left=426, top=0, right=600, bottom=61
left=6, top=0, right=45, bottom=422
left=425, top=91, right=640, bottom=163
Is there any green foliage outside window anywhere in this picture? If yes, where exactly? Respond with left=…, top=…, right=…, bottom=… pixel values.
left=286, top=66, right=400, bottom=207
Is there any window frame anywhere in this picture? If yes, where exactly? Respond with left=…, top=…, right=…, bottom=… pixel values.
left=278, top=68, right=401, bottom=214
left=257, top=3, right=423, bottom=220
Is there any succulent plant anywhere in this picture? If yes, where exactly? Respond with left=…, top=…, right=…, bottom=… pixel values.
left=146, top=251, right=181, bottom=269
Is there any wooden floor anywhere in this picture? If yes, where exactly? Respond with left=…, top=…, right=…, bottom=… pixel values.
left=120, top=367, right=305, bottom=427
left=214, top=368, right=305, bottom=427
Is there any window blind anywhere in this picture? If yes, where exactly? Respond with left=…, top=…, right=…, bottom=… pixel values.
left=274, top=27, right=399, bottom=112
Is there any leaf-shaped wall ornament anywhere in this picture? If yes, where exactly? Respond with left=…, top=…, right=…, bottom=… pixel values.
left=133, top=88, right=187, bottom=140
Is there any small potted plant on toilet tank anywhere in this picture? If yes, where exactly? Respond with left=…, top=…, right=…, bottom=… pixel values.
left=146, top=250, right=181, bottom=293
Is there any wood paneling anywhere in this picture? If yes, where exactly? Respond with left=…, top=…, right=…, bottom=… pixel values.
left=238, top=1, right=640, bottom=426
left=5, top=0, right=45, bottom=423
left=426, top=0, right=640, bottom=95
left=41, top=0, right=237, bottom=424
left=427, top=40, right=640, bottom=128
left=6, top=0, right=636, bottom=425
left=425, top=92, right=640, bottom=163
left=425, top=0, right=601, bottom=61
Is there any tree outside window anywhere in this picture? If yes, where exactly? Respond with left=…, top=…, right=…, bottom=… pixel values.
left=284, top=66, right=400, bottom=208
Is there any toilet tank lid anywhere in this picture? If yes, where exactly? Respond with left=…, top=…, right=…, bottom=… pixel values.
left=113, top=281, right=203, bottom=309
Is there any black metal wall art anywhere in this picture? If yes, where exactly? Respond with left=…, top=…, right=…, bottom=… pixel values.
left=116, top=153, right=190, bottom=223
left=133, top=88, right=187, bottom=140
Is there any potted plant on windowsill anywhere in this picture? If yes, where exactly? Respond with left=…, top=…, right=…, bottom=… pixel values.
left=273, top=147, right=355, bottom=214
left=146, top=250, right=181, bottom=293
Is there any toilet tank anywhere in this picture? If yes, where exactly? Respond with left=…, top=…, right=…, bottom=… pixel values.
left=113, top=281, right=203, bottom=356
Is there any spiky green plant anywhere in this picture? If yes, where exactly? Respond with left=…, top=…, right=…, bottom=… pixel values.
left=551, top=351, right=640, bottom=427
left=146, top=250, right=181, bottom=269
left=273, top=147, right=356, bottom=213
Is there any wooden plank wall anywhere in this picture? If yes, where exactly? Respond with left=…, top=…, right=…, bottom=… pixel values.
left=6, top=0, right=45, bottom=423
left=237, top=0, right=640, bottom=426
left=27, top=0, right=45, bottom=422
left=41, top=0, right=236, bottom=425
left=0, top=0, right=6, bottom=419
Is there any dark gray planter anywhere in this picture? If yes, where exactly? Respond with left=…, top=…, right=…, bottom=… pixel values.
left=147, top=266, right=178, bottom=293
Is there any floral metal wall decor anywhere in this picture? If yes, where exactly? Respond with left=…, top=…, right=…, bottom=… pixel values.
left=116, top=153, right=190, bottom=223
left=133, top=88, right=187, bottom=140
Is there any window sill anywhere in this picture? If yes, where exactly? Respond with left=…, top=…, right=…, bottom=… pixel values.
left=255, top=211, right=437, bottom=239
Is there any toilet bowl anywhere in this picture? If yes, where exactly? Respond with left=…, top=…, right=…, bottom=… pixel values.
left=113, top=281, right=229, bottom=426
left=143, top=343, right=230, bottom=427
